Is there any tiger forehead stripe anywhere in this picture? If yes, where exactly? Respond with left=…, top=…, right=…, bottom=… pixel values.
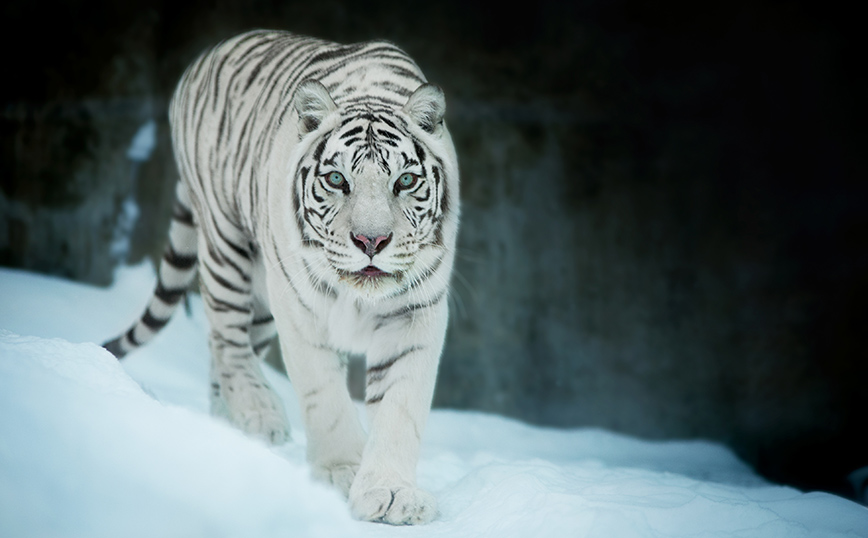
left=340, top=126, right=363, bottom=139
left=377, top=129, right=400, bottom=141
left=312, top=134, right=330, bottom=162
left=412, top=139, right=426, bottom=163
left=365, top=124, right=377, bottom=145
left=400, top=152, right=420, bottom=168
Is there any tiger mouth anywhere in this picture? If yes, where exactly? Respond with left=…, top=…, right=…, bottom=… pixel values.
left=338, top=265, right=394, bottom=281
left=337, top=265, right=403, bottom=289
left=357, top=265, right=389, bottom=277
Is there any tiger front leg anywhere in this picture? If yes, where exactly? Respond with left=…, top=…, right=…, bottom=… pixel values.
left=266, top=284, right=368, bottom=496
left=348, top=302, right=447, bottom=525
left=279, top=337, right=368, bottom=496
left=200, top=232, right=290, bottom=445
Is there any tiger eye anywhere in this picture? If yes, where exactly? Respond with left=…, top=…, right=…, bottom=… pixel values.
left=326, top=171, right=345, bottom=188
left=398, top=173, right=417, bottom=189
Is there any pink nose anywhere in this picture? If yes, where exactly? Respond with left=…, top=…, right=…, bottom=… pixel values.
left=351, top=232, right=392, bottom=258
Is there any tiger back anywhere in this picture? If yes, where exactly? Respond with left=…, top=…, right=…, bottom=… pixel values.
left=104, top=30, right=459, bottom=525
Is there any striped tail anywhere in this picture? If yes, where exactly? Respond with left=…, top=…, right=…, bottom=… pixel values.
left=103, top=181, right=199, bottom=358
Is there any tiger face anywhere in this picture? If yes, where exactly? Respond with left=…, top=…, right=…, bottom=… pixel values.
left=290, top=81, right=456, bottom=300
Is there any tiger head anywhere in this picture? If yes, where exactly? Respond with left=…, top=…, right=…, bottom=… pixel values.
left=288, top=79, right=459, bottom=300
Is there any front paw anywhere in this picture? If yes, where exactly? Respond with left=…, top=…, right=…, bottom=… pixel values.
left=349, top=484, right=437, bottom=525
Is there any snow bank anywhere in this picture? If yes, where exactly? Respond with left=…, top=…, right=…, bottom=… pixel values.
left=1, top=264, right=867, bottom=538
left=0, top=332, right=353, bottom=538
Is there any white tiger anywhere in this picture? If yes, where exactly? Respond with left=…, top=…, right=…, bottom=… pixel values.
left=104, top=29, right=459, bottom=525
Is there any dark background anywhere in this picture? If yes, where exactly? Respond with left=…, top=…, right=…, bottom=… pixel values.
left=2, top=1, right=866, bottom=500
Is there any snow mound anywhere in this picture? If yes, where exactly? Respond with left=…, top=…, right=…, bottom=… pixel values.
left=1, top=263, right=867, bottom=538
left=0, top=330, right=353, bottom=538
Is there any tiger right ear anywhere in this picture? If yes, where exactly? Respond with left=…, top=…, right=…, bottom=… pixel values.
left=293, top=79, right=337, bottom=136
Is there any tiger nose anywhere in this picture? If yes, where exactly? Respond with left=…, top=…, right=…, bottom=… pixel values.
left=351, top=232, right=392, bottom=258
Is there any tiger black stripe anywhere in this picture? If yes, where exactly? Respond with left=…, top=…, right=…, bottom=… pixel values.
left=164, top=246, right=197, bottom=270
left=303, top=238, right=326, bottom=249
left=209, top=331, right=249, bottom=349
left=366, top=392, right=386, bottom=405
left=209, top=219, right=252, bottom=281
left=243, top=40, right=292, bottom=92
left=367, top=346, right=422, bottom=384
left=306, top=45, right=394, bottom=80
left=125, top=326, right=141, bottom=346
left=253, top=339, right=272, bottom=357
left=155, top=283, right=186, bottom=305
left=204, top=293, right=249, bottom=314
left=172, top=202, right=194, bottom=226
left=203, top=261, right=247, bottom=294
left=340, top=126, right=363, bottom=139
left=375, top=290, right=447, bottom=329
left=141, top=309, right=170, bottom=332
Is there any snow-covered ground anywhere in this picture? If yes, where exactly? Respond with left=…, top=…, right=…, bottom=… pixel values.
left=1, top=262, right=866, bottom=537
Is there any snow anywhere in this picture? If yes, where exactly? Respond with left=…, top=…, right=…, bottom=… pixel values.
left=111, top=119, right=156, bottom=263
left=109, top=195, right=140, bottom=263
left=126, top=120, right=157, bottom=162
left=1, top=263, right=867, bottom=537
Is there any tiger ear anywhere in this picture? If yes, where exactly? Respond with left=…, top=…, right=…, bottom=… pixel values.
left=402, top=84, right=445, bottom=136
left=294, top=79, right=337, bottom=136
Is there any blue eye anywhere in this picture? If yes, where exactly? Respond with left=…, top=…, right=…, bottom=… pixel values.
left=397, top=173, right=418, bottom=190
left=325, top=171, right=346, bottom=189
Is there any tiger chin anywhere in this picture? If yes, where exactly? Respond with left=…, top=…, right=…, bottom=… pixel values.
left=103, top=30, right=459, bottom=526
left=338, top=266, right=403, bottom=297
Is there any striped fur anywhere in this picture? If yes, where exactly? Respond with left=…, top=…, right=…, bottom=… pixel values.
left=103, top=30, right=459, bottom=525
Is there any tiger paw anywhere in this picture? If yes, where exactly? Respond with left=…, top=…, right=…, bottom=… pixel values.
left=349, top=485, right=437, bottom=525
left=311, top=463, right=358, bottom=497
left=212, top=380, right=291, bottom=445
left=235, top=405, right=291, bottom=445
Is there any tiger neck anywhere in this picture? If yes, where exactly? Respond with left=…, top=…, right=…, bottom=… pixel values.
left=324, top=291, right=377, bottom=355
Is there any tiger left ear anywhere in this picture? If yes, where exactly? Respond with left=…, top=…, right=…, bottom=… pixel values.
left=293, top=79, right=337, bottom=136
left=402, top=84, right=446, bottom=136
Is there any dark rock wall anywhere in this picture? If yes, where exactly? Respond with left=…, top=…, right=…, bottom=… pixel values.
left=2, top=1, right=865, bottom=498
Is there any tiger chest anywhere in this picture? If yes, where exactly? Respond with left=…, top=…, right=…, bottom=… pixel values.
left=325, top=292, right=377, bottom=355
